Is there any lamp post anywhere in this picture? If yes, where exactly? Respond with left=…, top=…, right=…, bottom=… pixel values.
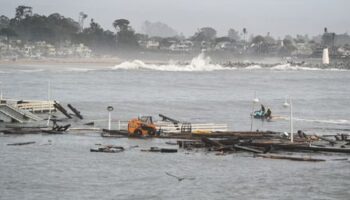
left=250, top=95, right=259, bottom=131
left=107, top=106, right=114, bottom=130
left=283, top=97, right=293, bottom=143
left=47, top=80, right=51, bottom=126
left=0, top=81, right=3, bottom=101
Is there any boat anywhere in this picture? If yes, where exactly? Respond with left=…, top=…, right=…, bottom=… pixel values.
left=252, top=110, right=272, bottom=121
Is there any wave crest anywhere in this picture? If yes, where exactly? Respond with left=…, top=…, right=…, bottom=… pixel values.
left=112, top=53, right=229, bottom=72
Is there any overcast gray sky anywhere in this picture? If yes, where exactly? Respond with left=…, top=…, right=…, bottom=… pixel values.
left=1, top=0, right=349, bottom=37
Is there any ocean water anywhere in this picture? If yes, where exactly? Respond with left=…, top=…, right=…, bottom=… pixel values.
left=0, top=56, right=350, bottom=199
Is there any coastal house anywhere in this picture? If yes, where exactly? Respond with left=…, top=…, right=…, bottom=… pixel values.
left=215, top=41, right=234, bottom=51
left=337, top=46, right=350, bottom=58
left=74, top=43, right=92, bottom=57
left=293, top=42, right=313, bottom=56
left=0, top=41, right=6, bottom=51
left=146, top=40, right=160, bottom=50
left=169, top=40, right=193, bottom=52
left=23, top=44, right=35, bottom=57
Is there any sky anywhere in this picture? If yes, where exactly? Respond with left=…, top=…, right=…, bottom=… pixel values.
left=1, top=0, right=349, bottom=38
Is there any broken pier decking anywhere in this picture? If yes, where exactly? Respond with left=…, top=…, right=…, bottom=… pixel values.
left=196, top=137, right=350, bottom=154
left=101, top=129, right=280, bottom=139
left=255, top=154, right=326, bottom=162
left=0, top=104, right=42, bottom=123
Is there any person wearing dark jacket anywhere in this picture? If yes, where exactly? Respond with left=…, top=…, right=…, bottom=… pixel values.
left=265, top=108, right=272, bottom=119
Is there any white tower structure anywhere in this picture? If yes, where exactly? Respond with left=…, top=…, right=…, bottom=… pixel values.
left=322, top=48, right=330, bottom=65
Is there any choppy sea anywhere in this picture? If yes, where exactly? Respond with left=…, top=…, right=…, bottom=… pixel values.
left=1, top=55, right=350, bottom=199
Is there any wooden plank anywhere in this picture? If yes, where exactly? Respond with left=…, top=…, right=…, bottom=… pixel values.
left=54, top=101, right=71, bottom=119
left=245, top=142, right=350, bottom=154
left=233, top=144, right=263, bottom=153
left=7, top=141, right=36, bottom=146
left=67, top=104, right=83, bottom=119
left=256, top=154, right=325, bottom=162
left=201, top=137, right=224, bottom=148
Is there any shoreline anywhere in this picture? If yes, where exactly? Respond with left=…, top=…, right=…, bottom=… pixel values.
left=0, top=57, right=123, bottom=67
left=0, top=56, right=349, bottom=69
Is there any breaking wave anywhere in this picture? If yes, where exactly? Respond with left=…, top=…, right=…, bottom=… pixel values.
left=112, top=53, right=230, bottom=72
left=112, top=54, right=348, bottom=72
left=244, top=65, right=262, bottom=70
left=270, top=64, right=346, bottom=71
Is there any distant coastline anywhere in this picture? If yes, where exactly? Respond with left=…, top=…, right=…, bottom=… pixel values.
left=0, top=54, right=349, bottom=69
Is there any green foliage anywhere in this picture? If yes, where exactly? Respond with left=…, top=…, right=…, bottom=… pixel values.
left=227, top=29, right=240, bottom=41
left=9, top=13, right=79, bottom=43
left=74, top=19, right=116, bottom=53
left=251, top=35, right=270, bottom=54
left=0, top=28, right=17, bottom=50
left=113, top=19, right=129, bottom=32
left=215, top=37, right=232, bottom=43
left=192, top=27, right=217, bottom=42
left=116, top=29, right=139, bottom=49
left=15, top=5, right=32, bottom=21
left=0, top=15, right=10, bottom=29
left=113, top=19, right=139, bottom=49
left=251, top=35, right=266, bottom=44
left=3, top=6, right=119, bottom=53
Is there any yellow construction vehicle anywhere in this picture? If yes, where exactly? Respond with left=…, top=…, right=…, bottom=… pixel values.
left=128, top=116, right=157, bottom=136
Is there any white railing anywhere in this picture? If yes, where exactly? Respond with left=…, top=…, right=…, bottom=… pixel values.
left=98, top=119, right=228, bottom=133
left=15, top=101, right=56, bottom=113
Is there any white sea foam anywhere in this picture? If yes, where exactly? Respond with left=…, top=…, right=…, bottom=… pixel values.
left=295, top=118, right=350, bottom=125
left=112, top=53, right=231, bottom=72
left=64, top=67, right=97, bottom=72
left=18, top=69, right=45, bottom=73
left=270, top=64, right=347, bottom=71
left=270, top=64, right=319, bottom=71
left=111, top=54, right=349, bottom=72
left=245, top=65, right=262, bottom=70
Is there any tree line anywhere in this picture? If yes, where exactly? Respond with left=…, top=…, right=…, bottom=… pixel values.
left=1, top=5, right=345, bottom=56
left=0, top=6, right=140, bottom=54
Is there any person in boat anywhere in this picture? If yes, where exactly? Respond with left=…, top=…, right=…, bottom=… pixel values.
left=254, top=104, right=266, bottom=117
left=261, top=104, right=266, bottom=113
left=265, top=108, right=272, bottom=119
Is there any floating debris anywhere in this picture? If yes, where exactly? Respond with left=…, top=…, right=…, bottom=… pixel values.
left=90, top=145, right=124, bottom=153
left=7, top=141, right=36, bottom=146
left=141, top=147, right=178, bottom=153
left=67, top=104, right=83, bottom=119
left=165, top=141, right=177, bottom=145
left=84, top=122, right=95, bottom=126
left=165, top=172, right=195, bottom=181
left=255, top=154, right=325, bottom=162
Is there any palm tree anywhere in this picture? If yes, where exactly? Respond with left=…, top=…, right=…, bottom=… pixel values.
left=243, top=28, right=247, bottom=51
left=243, top=28, right=247, bottom=42
left=78, top=12, right=88, bottom=32
left=112, top=19, right=129, bottom=33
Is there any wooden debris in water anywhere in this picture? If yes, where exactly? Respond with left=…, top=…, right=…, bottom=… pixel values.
left=7, top=141, right=36, bottom=146
left=67, top=104, right=83, bottom=119
left=54, top=101, right=72, bottom=119
left=165, top=172, right=195, bottom=181
left=90, top=145, right=124, bottom=153
left=141, top=147, right=178, bottom=153
left=255, top=154, right=325, bottom=162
